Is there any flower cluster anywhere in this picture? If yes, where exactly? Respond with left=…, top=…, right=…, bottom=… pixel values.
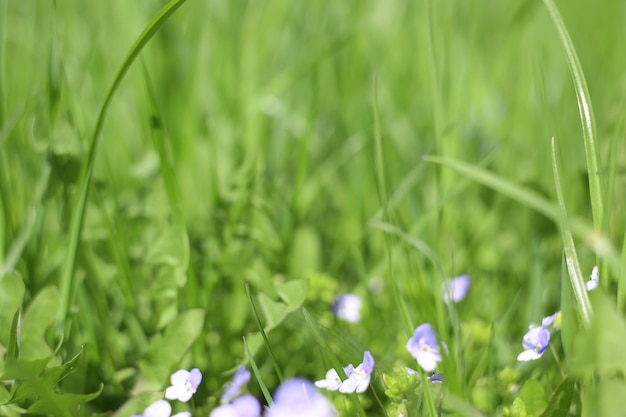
left=132, top=365, right=338, bottom=417
left=517, top=266, right=598, bottom=362
left=315, top=351, right=375, bottom=394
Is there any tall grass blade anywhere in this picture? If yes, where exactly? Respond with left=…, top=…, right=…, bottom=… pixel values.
left=243, top=336, right=273, bottom=406
left=425, top=155, right=623, bottom=283
left=56, top=0, right=188, bottom=338
left=425, top=156, right=557, bottom=221
left=372, top=75, right=413, bottom=337
left=141, top=61, right=183, bottom=218
left=245, top=283, right=283, bottom=382
left=542, top=0, right=605, bottom=232
left=551, top=138, right=592, bottom=326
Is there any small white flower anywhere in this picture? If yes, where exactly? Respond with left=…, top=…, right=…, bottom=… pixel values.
left=314, top=369, right=342, bottom=391
left=585, top=266, right=599, bottom=291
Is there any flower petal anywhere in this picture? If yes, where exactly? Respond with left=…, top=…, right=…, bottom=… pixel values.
left=315, top=369, right=342, bottom=391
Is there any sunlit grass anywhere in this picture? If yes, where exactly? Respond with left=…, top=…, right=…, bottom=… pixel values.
left=1, top=0, right=625, bottom=416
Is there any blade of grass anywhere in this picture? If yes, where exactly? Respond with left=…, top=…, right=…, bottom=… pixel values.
left=245, top=282, right=283, bottom=383
left=243, top=336, right=273, bottom=407
left=425, top=155, right=622, bottom=278
left=372, top=74, right=413, bottom=338
left=551, top=137, right=592, bottom=326
left=56, top=0, right=188, bottom=338
left=141, top=60, right=183, bottom=219
left=424, top=155, right=557, bottom=221
left=542, top=0, right=604, bottom=233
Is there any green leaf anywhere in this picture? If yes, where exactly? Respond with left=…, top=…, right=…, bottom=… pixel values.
left=520, top=379, right=547, bottom=417
left=21, top=286, right=60, bottom=359
left=8, top=347, right=89, bottom=407
left=27, top=385, right=102, bottom=415
left=135, top=309, right=205, bottom=393
left=0, top=271, right=24, bottom=347
left=40, top=346, right=84, bottom=386
left=274, top=279, right=309, bottom=310
left=0, top=384, right=10, bottom=404
left=146, top=222, right=190, bottom=272
left=257, top=293, right=290, bottom=329
left=539, top=377, right=575, bottom=417
left=570, top=291, right=626, bottom=375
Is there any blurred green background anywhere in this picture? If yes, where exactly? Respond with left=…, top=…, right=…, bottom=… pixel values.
left=1, top=0, right=625, bottom=415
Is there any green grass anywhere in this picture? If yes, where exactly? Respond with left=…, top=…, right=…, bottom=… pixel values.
left=1, top=0, right=625, bottom=416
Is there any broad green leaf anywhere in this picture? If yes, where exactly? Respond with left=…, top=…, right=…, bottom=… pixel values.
left=275, top=279, right=309, bottom=309
left=539, top=377, right=575, bottom=417
left=21, top=286, right=60, bottom=359
left=0, top=271, right=24, bottom=346
left=520, top=379, right=547, bottom=417
left=146, top=222, right=189, bottom=271
left=135, top=309, right=205, bottom=393
left=570, top=291, right=626, bottom=374
left=257, top=293, right=290, bottom=329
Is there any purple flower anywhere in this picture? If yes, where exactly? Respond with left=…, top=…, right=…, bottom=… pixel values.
left=442, top=275, right=470, bottom=304
left=264, top=378, right=337, bottom=417
left=339, top=351, right=374, bottom=394
left=331, top=294, right=362, bottom=323
left=165, top=368, right=202, bottom=402
left=517, top=326, right=551, bottom=361
left=210, top=394, right=261, bottom=417
left=406, top=324, right=443, bottom=372
left=131, top=400, right=190, bottom=417
left=221, top=366, right=252, bottom=403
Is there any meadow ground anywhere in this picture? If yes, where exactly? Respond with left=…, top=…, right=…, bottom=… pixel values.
left=1, top=0, right=625, bottom=416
